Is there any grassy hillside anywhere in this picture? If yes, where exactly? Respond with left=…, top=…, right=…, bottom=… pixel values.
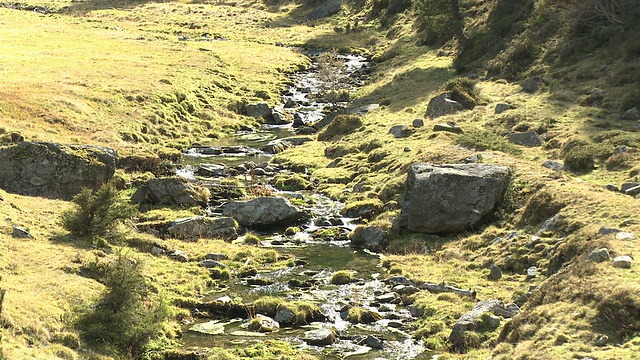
left=0, top=0, right=639, bottom=359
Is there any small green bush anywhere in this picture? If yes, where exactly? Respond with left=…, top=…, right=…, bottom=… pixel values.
left=440, top=77, right=481, bottom=109
left=317, top=115, right=363, bottom=141
left=244, top=233, right=261, bottom=245
left=77, top=252, right=169, bottom=357
left=61, top=182, right=137, bottom=240
left=210, top=267, right=231, bottom=280
left=564, top=146, right=595, bottom=172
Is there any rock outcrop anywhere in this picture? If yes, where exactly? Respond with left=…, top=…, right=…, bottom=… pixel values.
left=167, top=216, right=238, bottom=241
left=132, top=177, right=210, bottom=206
left=222, top=196, right=306, bottom=227
left=399, top=163, right=511, bottom=233
left=425, top=92, right=464, bottom=118
left=0, top=141, right=117, bottom=200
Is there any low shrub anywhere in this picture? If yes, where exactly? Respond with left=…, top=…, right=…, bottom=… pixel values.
left=330, top=270, right=354, bottom=285
left=61, top=182, right=137, bottom=240
left=440, top=77, right=481, bottom=109
left=455, top=128, right=523, bottom=155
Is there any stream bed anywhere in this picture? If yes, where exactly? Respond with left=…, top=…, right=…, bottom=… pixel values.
left=176, top=50, right=432, bottom=359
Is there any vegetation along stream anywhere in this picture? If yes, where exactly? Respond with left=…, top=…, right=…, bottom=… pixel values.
left=175, top=51, right=431, bottom=359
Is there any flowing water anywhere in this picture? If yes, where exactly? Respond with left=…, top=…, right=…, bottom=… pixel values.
left=177, top=50, right=432, bottom=359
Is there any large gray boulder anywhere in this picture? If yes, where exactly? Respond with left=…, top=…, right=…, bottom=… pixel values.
left=425, top=92, right=464, bottom=118
left=167, top=216, right=238, bottom=241
left=0, top=141, right=117, bottom=200
left=349, top=226, right=388, bottom=252
left=307, top=0, right=342, bottom=20
left=135, top=177, right=210, bottom=206
left=222, top=196, right=306, bottom=227
left=245, top=102, right=273, bottom=122
left=399, top=163, right=511, bottom=233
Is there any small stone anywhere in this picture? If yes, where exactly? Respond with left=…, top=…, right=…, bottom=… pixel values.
left=605, top=184, right=620, bottom=192
left=594, top=334, right=609, bottom=346
left=612, top=256, right=632, bottom=269
left=12, top=226, right=33, bottom=239
left=389, top=125, right=415, bottom=138
left=587, top=248, right=610, bottom=263
left=541, top=160, right=564, bottom=171
left=508, top=131, right=544, bottom=147
left=375, top=293, right=400, bottom=304
left=303, top=327, right=338, bottom=346
left=488, top=264, right=502, bottom=281
left=168, top=250, right=189, bottom=262
left=538, top=214, right=560, bottom=234
left=205, top=253, right=229, bottom=261
left=199, top=259, right=227, bottom=269
left=412, top=118, right=424, bottom=128
left=274, top=309, right=297, bottom=326
left=520, top=77, right=544, bottom=93
left=598, top=227, right=620, bottom=236
left=366, top=335, right=384, bottom=349
left=433, top=122, right=463, bottom=134
left=151, top=246, right=164, bottom=256
left=248, top=314, right=279, bottom=333
left=495, top=103, right=511, bottom=114
left=484, top=315, right=501, bottom=329
left=407, top=305, right=423, bottom=318
left=404, top=146, right=411, bottom=152
left=505, top=303, right=521, bottom=316
left=526, top=266, right=537, bottom=279
left=615, top=232, right=636, bottom=240
left=393, top=284, right=419, bottom=295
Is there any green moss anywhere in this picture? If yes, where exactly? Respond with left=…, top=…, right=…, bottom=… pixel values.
left=330, top=270, right=354, bottom=285
left=455, top=128, right=523, bottom=155
left=244, top=233, right=261, bottom=245
left=210, top=267, right=231, bottom=280
left=317, top=115, right=363, bottom=141
left=273, top=174, right=311, bottom=191
left=346, top=306, right=382, bottom=324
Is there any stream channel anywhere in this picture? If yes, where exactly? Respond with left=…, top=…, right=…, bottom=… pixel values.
left=176, top=51, right=432, bottom=359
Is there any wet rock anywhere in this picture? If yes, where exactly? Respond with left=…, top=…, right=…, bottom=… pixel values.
left=365, top=335, right=384, bottom=349
left=392, top=284, right=419, bottom=295
left=612, top=256, right=632, bottom=269
left=198, top=259, right=227, bottom=269
left=389, top=125, right=415, bottom=138
left=587, top=248, right=610, bottom=263
left=399, top=163, right=511, bottom=233
left=412, top=118, right=424, bottom=128
left=494, top=103, right=511, bottom=114
left=143, top=177, right=210, bottom=207
left=375, top=292, right=400, bottom=304
left=222, top=196, right=306, bottom=227
left=508, top=131, right=543, bottom=147
left=196, top=164, right=228, bottom=177
left=274, top=309, right=297, bottom=326
left=307, top=0, right=342, bottom=20
left=248, top=314, right=279, bottom=333
left=349, top=226, right=388, bottom=252
left=488, top=264, right=502, bottom=281
left=0, top=141, right=117, bottom=200
left=168, top=249, right=189, bottom=262
left=168, top=216, right=238, bottom=241
left=303, top=327, right=338, bottom=346
left=541, top=160, right=564, bottom=171
left=12, top=226, right=32, bottom=239
left=425, top=92, right=464, bottom=118
left=407, top=305, right=423, bottom=318
left=205, top=253, right=229, bottom=261
left=433, top=122, right=463, bottom=134
left=245, top=102, right=273, bottom=121
left=261, top=140, right=293, bottom=154
left=271, top=108, right=291, bottom=125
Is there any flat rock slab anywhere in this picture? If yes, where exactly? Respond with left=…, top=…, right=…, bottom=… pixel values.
left=399, top=163, right=511, bottom=233
left=223, top=196, right=306, bottom=227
